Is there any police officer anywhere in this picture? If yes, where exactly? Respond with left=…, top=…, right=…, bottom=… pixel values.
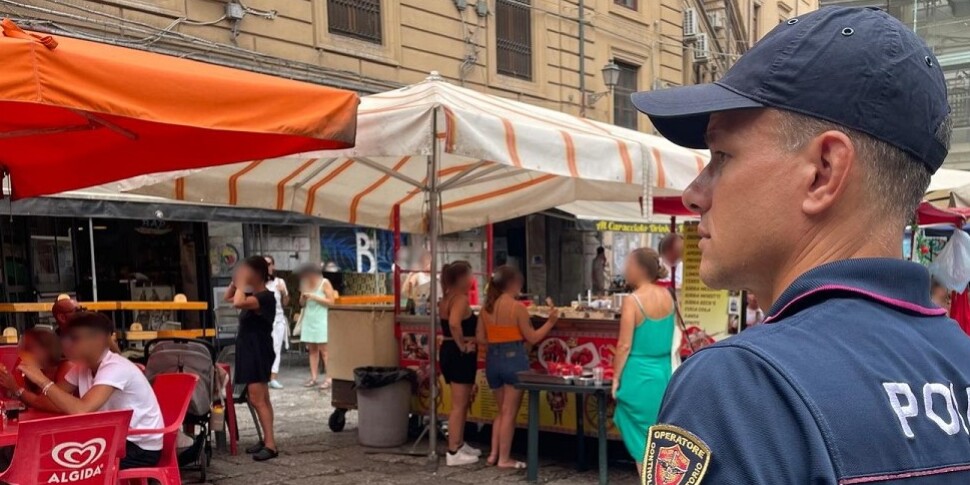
left=631, top=6, right=970, bottom=484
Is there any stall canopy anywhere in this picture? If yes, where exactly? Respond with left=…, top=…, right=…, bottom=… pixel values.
left=917, top=202, right=966, bottom=227
left=125, top=73, right=706, bottom=234
left=558, top=196, right=697, bottom=223
left=0, top=19, right=358, bottom=199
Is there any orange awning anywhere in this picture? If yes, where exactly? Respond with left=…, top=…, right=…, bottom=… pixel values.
left=0, top=19, right=358, bottom=199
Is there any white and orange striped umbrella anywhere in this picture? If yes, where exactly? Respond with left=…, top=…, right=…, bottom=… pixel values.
left=125, top=74, right=707, bottom=234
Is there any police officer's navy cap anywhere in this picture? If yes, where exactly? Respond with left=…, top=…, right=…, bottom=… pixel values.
left=631, top=6, right=951, bottom=173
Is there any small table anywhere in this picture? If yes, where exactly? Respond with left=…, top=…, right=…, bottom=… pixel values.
left=515, top=380, right=611, bottom=485
left=0, top=410, right=60, bottom=447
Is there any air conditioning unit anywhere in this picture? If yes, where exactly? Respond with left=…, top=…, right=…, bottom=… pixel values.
left=709, top=11, right=725, bottom=30
left=684, top=8, right=698, bottom=37
left=694, top=33, right=710, bottom=62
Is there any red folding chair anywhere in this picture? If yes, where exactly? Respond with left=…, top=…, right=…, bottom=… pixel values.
left=0, top=409, right=132, bottom=485
left=119, top=372, right=198, bottom=485
left=0, top=345, right=18, bottom=371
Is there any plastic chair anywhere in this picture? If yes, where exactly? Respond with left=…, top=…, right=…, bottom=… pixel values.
left=119, top=372, right=198, bottom=485
left=0, top=409, right=132, bottom=485
left=173, top=293, right=188, bottom=303
left=2, top=327, right=18, bottom=339
left=0, top=345, right=18, bottom=371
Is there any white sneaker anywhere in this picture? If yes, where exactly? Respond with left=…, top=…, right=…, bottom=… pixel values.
left=458, top=443, right=482, bottom=457
left=269, top=380, right=284, bottom=390
left=445, top=449, right=479, bottom=466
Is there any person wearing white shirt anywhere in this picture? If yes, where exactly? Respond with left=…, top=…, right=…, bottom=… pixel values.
left=745, top=293, right=765, bottom=327
left=264, top=255, right=290, bottom=390
left=18, top=312, right=164, bottom=469
left=657, top=234, right=684, bottom=290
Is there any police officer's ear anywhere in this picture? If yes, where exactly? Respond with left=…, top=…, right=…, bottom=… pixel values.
left=798, top=129, right=856, bottom=217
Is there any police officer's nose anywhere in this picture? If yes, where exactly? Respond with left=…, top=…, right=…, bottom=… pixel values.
left=682, top=170, right=712, bottom=215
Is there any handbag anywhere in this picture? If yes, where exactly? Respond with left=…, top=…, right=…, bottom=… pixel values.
left=292, top=311, right=303, bottom=337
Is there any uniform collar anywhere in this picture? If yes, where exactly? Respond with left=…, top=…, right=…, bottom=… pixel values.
left=765, top=258, right=946, bottom=323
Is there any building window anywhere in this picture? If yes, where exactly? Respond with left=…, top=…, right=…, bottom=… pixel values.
left=948, top=71, right=970, bottom=128
left=613, top=61, right=639, bottom=130
left=328, top=0, right=382, bottom=44
left=496, top=0, right=533, bottom=80
left=614, top=0, right=637, bottom=10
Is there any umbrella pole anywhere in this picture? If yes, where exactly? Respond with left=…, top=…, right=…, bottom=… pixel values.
left=426, top=107, right=442, bottom=467
left=89, top=218, right=98, bottom=301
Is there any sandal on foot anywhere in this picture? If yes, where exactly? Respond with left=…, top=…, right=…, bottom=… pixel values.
left=319, top=381, right=332, bottom=390
left=245, top=441, right=265, bottom=454
left=303, top=379, right=318, bottom=388
left=497, top=461, right=527, bottom=470
left=253, top=447, right=279, bottom=462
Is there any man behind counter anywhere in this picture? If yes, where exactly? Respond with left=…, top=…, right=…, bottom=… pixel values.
left=52, top=299, right=121, bottom=354
left=632, top=6, right=970, bottom=485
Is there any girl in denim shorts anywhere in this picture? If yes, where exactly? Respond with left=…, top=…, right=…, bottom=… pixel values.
left=476, top=265, right=559, bottom=469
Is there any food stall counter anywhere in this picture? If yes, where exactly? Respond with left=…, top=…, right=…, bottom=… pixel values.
left=327, top=301, right=399, bottom=431
left=399, top=306, right=624, bottom=440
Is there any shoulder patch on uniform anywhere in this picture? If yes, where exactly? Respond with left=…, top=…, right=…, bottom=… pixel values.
left=642, top=424, right=711, bottom=485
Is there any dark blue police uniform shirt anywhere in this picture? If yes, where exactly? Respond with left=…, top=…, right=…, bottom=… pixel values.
left=657, top=258, right=970, bottom=484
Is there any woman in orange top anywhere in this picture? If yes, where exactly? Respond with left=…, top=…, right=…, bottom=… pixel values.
left=476, top=265, right=559, bottom=469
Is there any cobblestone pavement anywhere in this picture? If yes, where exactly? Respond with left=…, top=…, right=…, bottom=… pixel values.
left=203, top=364, right=640, bottom=484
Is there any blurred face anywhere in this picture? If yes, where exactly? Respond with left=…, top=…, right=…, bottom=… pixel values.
left=53, top=301, right=79, bottom=330
left=420, top=253, right=432, bottom=270
left=22, top=334, right=53, bottom=367
left=65, top=328, right=109, bottom=362
left=300, top=272, right=321, bottom=290
left=624, top=255, right=646, bottom=286
left=505, top=274, right=524, bottom=295
left=663, top=239, right=684, bottom=264
left=237, top=264, right=261, bottom=287
left=683, top=109, right=802, bottom=291
left=932, top=286, right=951, bottom=311
left=265, top=258, right=275, bottom=276
left=454, top=273, right=472, bottom=292
left=746, top=293, right=759, bottom=309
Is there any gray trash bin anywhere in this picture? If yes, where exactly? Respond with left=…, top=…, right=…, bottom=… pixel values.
left=354, top=367, right=416, bottom=448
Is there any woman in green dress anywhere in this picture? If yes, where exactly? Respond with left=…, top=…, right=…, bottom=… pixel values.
left=612, top=247, right=680, bottom=473
left=297, top=263, right=336, bottom=390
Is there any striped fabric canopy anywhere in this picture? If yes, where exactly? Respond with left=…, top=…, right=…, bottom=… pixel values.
left=126, top=74, right=707, bottom=234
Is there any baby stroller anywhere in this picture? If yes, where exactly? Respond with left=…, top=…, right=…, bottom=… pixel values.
left=145, top=338, right=220, bottom=483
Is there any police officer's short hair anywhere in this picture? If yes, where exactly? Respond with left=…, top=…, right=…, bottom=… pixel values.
left=775, top=109, right=951, bottom=224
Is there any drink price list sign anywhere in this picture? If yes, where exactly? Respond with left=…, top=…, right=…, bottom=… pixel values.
left=680, top=222, right=731, bottom=335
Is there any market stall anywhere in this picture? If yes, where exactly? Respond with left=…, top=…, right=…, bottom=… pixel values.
left=123, top=73, right=706, bottom=455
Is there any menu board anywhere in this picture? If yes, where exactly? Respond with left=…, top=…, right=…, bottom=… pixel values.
left=680, top=222, right=731, bottom=335
left=399, top=321, right=620, bottom=438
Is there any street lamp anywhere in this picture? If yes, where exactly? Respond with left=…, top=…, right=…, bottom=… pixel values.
left=586, top=60, right=621, bottom=106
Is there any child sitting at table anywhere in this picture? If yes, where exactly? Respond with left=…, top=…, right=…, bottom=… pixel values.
left=0, top=327, right=74, bottom=413
left=17, top=312, right=164, bottom=469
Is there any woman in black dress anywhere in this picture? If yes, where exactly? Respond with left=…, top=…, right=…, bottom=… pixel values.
left=438, top=261, right=481, bottom=466
left=224, top=256, right=279, bottom=461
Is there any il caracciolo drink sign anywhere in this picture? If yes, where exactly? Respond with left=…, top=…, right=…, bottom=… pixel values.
left=594, top=220, right=684, bottom=234
left=45, top=439, right=106, bottom=483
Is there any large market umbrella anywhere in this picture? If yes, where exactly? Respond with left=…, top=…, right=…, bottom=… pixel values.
left=123, top=73, right=705, bottom=234
left=123, top=73, right=704, bottom=462
left=0, top=19, right=358, bottom=199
